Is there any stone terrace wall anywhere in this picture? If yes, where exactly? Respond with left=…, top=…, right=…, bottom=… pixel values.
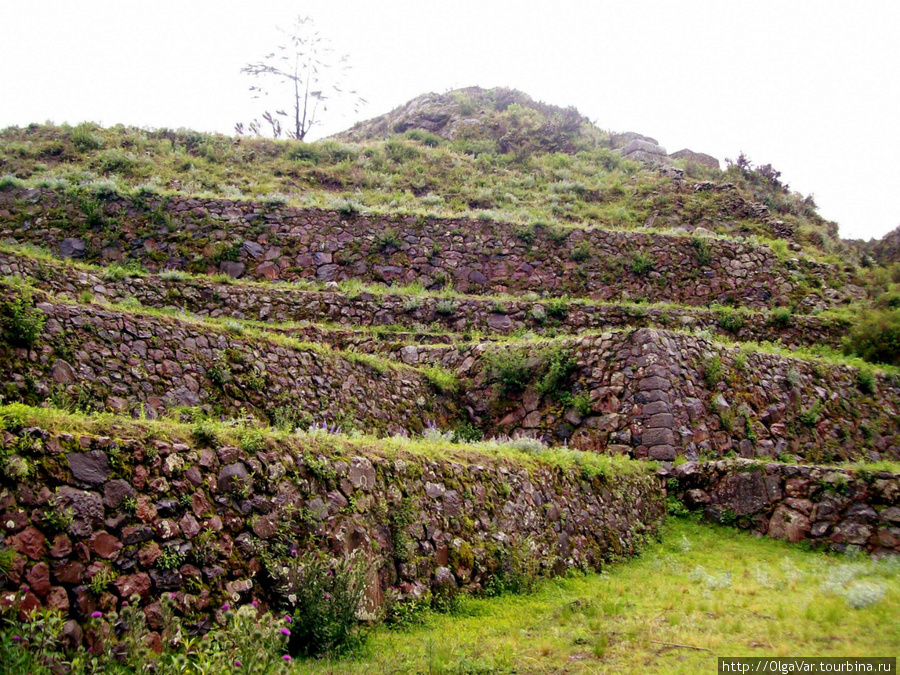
left=424, top=330, right=900, bottom=463
left=0, top=423, right=664, bottom=634
left=0, top=187, right=848, bottom=309
left=0, top=287, right=453, bottom=436
left=0, top=249, right=850, bottom=350
left=666, top=459, right=900, bottom=555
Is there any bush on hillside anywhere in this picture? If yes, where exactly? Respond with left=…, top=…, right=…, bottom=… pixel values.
left=844, top=309, right=900, bottom=366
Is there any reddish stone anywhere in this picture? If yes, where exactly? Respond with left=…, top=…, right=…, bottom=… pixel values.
left=144, top=602, right=164, bottom=630
left=138, top=542, right=161, bottom=568
left=9, top=526, right=46, bottom=560
left=114, top=573, right=152, bottom=600
left=90, top=531, right=123, bottom=560
left=191, top=492, right=213, bottom=518
left=50, top=534, right=72, bottom=558
left=17, top=591, right=42, bottom=620
left=75, top=587, right=98, bottom=618
left=74, top=541, right=91, bottom=563
left=2, top=509, right=28, bottom=532
left=52, top=560, right=85, bottom=585
left=46, top=586, right=70, bottom=612
left=2, top=552, right=25, bottom=584
left=180, top=513, right=201, bottom=539
left=25, top=562, right=51, bottom=597
left=135, top=496, right=157, bottom=523
left=145, top=631, right=163, bottom=654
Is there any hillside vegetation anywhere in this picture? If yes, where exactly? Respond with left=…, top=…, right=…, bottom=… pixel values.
left=0, top=87, right=898, bottom=670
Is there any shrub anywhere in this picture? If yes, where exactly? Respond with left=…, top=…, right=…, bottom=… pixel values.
left=281, top=550, right=371, bottom=657
left=716, top=306, right=747, bottom=333
left=0, top=290, right=45, bottom=350
left=483, top=347, right=532, bottom=393
left=770, top=306, right=792, bottom=327
left=422, top=366, right=459, bottom=395
left=570, top=242, right=592, bottom=262
left=630, top=253, right=654, bottom=275
left=691, top=236, right=712, bottom=266
left=451, top=422, right=483, bottom=444
left=799, top=401, right=823, bottom=428
left=856, top=369, right=876, bottom=394
left=376, top=230, right=402, bottom=251
left=844, top=309, right=900, bottom=366
left=536, top=346, right=576, bottom=398
left=545, top=297, right=569, bottom=320
left=435, top=298, right=458, bottom=316
left=703, top=355, right=723, bottom=387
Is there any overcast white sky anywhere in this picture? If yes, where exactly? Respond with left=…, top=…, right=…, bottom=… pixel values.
left=1, top=1, right=898, bottom=240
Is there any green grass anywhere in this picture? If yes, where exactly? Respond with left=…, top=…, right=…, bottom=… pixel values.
left=0, top=120, right=843, bottom=262
left=289, top=519, right=900, bottom=674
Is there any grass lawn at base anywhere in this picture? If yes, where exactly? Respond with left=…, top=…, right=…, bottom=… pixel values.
left=296, top=519, right=900, bottom=674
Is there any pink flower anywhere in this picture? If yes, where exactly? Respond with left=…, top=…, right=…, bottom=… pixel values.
left=291, top=549, right=297, bottom=556
left=221, top=603, right=230, bottom=611
left=283, top=655, right=291, bottom=662
left=169, top=593, right=176, bottom=599
left=251, top=600, right=258, bottom=608
left=234, top=660, right=242, bottom=667
left=122, top=601, right=129, bottom=607
left=280, top=628, right=291, bottom=636
left=12, top=636, right=20, bottom=642
left=323, top=593, right=330, bottom=599
left=284, top=615, right=292, bottom=623
left=21, top=586, right=28, bottom=592
left=91, top=611, right=103, bottom=618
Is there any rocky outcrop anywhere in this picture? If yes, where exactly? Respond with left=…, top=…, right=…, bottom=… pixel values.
left=619, top=139, right=668, bottom=165
left=667, top=459, right=900, bottom=555
left=670, top=149, right=720, bottom=170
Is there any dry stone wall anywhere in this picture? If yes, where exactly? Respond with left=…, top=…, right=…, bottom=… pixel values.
left=0, top=422, right=664, bottom=633
left=0, top=249, right=849, bottom=349
left=0, top=187, right=847, bottom=309
left=439, top=330, right=900, bottom=463
left=0, top=286, right=452, bottom=436
left=666, top=459, right=900, bottom=555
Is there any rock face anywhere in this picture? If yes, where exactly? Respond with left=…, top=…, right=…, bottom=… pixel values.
left=668, top=459, right=900, bottom=555
left=0, top=422, right=665, bottom=633
left=619, top=139, right=668, bottom=165
left=670, top=148, right=720, bottom=170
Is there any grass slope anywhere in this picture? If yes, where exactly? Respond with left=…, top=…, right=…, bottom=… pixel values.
left=295, top=519, right=900, bottom=674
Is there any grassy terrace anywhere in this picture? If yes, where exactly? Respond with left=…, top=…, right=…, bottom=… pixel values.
left=3, top=513, right=897, bottom=673
left=0, top=401, right=651, bottom=486
left=0, top=242, right=853, bottom=346
left=0, top=115, right=840, bottom=259
left=290, top=519, right=900, bottom=674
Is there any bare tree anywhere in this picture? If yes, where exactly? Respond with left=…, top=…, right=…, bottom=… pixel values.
left=236, top=16, right=364, bottom=141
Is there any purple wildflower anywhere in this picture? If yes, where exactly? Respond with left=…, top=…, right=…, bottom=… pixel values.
left=284, top=615, right=292, bottom=623
left=91, top=611, right=103, bottom=618
left=234, top=660, right=242, bottom=667
left=221, top=603, right=230, bottom=611
left=12, top=636, right=20, bottom=642
left=251, top=600, right=258, bottom=608
left=323, top=593, right=330, bottom=599
left=283, top=655, right=291, bottom=662
left=280, top=628, right=290, bottom=636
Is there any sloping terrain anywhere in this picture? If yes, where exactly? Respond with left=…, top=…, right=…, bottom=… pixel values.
left=0, top=88, right=898, bottom=664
